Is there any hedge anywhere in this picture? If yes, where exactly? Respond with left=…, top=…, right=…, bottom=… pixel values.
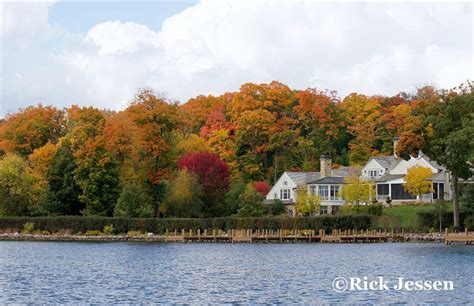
left=0, top=215, right=373, bottom=234
left=417, top=210, right=473, bottom=230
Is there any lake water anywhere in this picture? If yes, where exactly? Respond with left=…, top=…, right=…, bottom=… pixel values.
left=0, top=242, right=472, bottom=303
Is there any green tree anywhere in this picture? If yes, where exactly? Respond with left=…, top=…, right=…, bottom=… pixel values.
left=114, top=182, right=153, bottom=218
left=0, top=154, right=43, bottom=216
left=163, top=170, right=203, bottom=217
left=224, top=180, right=247, bottom=216
left=44, top=139, right=83, bottom=215
left=270, top=199, right=286, bottom=216
left=422, top=87, right=474, bottom=227
left=295, top=186, right=320, bottom=216
left=235, top=184, right=266, bottom=217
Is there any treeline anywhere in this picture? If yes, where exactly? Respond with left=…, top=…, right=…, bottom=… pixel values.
left=0, top=81, right=472, bottom=220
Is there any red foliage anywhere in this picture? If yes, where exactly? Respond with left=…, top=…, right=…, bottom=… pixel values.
left=178, top=152, right=230, bottom=200
left=254, top=181, right=270, bottom=196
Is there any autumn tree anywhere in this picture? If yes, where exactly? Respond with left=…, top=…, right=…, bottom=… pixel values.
left=178, top=152, right=230, bottom=217
left=294, top=88, right=348, bottom=167
left=0, top=154, right=43, bottom=216
left=254, top=181, right=270, bottom=196
left=163, top=170, right=203, bottom=217
left=341, top=175, right=374, bottom=207
left=74, top=136, right=120, bottom=216
left=403, top=166, right=433, bottom=200
left=295, top=186, right=320, bottom=216
left=0, top=105, right=65, bottom=156
left=28, top=141, right=58, bottom=185
left=340, top=94, right=382, bottom=165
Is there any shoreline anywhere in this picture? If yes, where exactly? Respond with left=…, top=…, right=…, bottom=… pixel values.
left=0, top=232, right=446, bottom=243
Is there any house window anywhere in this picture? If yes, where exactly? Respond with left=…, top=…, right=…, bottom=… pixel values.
left=377, top=184, right=389, bottom=196
left=433, top=183, right=438, bottom=200
left=331, top=206, right=340, bottom=215
left=320, top=206, right=328, bottom=215
left=310, top=186, right=316, bottom=195
left=439, top=183, right=444, bottom=200
left=318, top=186, right=329, bottom=200
left=330, top=185, right=341, bottom=200
left=273, top=193, right=278, bottom=199
left=391, top=184, right=416, bottom=200
left=368, top=170, right=379, bottom=179
left=280, top=189, right=290, bottom=200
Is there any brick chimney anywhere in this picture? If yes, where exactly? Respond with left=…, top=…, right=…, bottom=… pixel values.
left=393, top=136, right=400, bottom=157
left=320, top=154, right=332, bottom=178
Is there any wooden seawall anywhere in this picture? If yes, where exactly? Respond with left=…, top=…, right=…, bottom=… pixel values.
left=164, top=229, right=405, bottom=243
left=445, top=228, right=474, bottom=245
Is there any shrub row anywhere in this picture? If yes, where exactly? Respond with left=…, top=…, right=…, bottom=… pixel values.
left=0, top=215, right=373, bottom=234
left=417, top=210, right=473, bottom=230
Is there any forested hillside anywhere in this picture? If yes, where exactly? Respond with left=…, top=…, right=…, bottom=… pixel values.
left=0, top=81, right=472, bottom=218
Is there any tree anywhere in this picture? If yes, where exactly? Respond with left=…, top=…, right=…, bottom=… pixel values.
left=403, top=165, right=433, bottom=200
left=0, top=154, right=43, bottom=216
left=341, top=175, right=374, bottom=207
left=175, top=134, right=211, bottom=156
left=44, top=139, right=83, bottom=215
left=421, top=86, right=474, bottom=227
left=254, top=181, right=270, bottom=196
left=0, top=105, right=65, bottom=156
left=163, top=170, right=203, bottom=217
left=235, top=184, right=266, bottom=217
left=178, top=152, right=230, bottom=217
left=114, top=182, right=153, bottom=218
left=270, top=199, right=286, bottom=216
left=73, top=137, right=120, bottom=216
left=295, top=186, right=320, bottom=216
left=340, top=93, right=382, bottom=165
left=28, top=141, right=59, bottom=185
left=224, top=181, right=247, bottom=216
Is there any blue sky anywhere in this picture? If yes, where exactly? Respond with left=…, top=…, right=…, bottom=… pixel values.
left=48, top=1, right=197, bottom=34
left=1, top=1, right=472, bottom=117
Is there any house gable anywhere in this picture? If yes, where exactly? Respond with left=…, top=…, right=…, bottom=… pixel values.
left=390, top=156, right=439, bottom=175
left=361, top=159, right=387, bottom=179
left=265, top=172, right=298, bottom=201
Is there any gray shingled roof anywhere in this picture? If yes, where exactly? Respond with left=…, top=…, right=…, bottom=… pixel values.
left=376, top=174, right=405, bottom=182
left=369, top=156, right=400, bottom=171
left=309, top=176, right=345, bottom=184
left=286, top=172, right=320, bottom=186
left=418, top=153, right=445, bottom=171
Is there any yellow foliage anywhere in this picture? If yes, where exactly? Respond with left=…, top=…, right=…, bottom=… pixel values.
left=403, top=165, right=433, bottom=197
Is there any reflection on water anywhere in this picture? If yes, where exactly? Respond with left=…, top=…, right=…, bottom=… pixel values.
left=0, top=242, right=472, bottom=303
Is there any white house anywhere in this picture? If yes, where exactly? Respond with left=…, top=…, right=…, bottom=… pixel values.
left=265, top=154, right=351, bottom=216
left=266, top=137, right=452, bottom=216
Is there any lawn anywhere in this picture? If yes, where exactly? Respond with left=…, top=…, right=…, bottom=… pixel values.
left=377, top=203, right=452, bottom=230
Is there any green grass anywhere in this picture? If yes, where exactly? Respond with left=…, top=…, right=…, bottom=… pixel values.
left=377, top=203, right=452, bottom=230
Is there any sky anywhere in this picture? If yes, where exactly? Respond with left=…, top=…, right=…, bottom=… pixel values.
left=1, top=0, right=473, bottom=117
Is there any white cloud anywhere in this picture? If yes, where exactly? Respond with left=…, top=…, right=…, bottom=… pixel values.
left=1, top=1, right=473, bottom=116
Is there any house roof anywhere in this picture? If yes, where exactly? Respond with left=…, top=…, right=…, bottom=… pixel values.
left=369, top=156, right=400, bottom=171
left=418, top=153, right=445, bottom=171
left=376, top=174, right=405, bottom=182
left=286, top=172, right=320, bottom=186
left=309, top=176, right=346, bottom=184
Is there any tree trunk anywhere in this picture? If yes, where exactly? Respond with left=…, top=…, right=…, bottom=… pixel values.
left=451, top=175, right=460, bottom=228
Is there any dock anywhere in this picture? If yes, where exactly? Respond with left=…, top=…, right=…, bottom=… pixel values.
left=164, top=228, right=405, bottom=243
left=445, top=228, right=474, bottom=245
